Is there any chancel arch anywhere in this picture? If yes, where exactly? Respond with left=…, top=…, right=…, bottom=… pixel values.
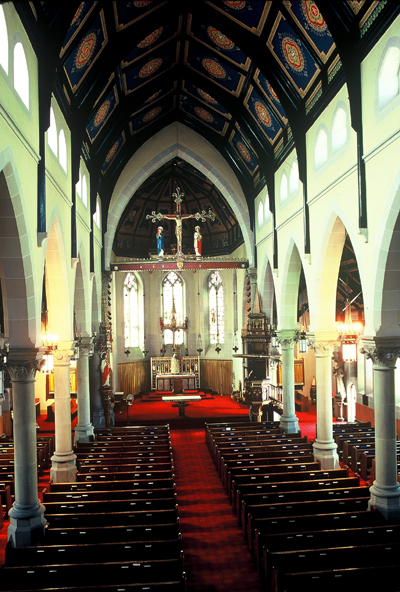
left=104, top=124, right=255, bottom=270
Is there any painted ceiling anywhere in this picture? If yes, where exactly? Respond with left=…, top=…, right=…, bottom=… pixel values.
left=17, top=1, right=399, bottom=257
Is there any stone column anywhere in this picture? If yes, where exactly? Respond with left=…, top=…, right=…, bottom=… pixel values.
left=6, top=350, right=47, bottom=546
left=90, top=339, right=105, bottom=428
left=50, top=343, right=77, bottom=483
left=279, top=331, right=300, bottom=434
left=361, top=337, right=400, bottom=523
left=310, top=335, right=340, bottom=469
left=74, top=338, right=94, bottom=445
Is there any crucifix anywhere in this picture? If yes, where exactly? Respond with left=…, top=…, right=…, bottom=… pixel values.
left=146, top=187, right=215, bottom=256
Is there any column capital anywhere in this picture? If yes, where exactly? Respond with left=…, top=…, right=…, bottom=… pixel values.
left=278, top=329, right=297, bottom=349
left=53, top=342, right=75, bottom=366
left=308, top=332, right=340, bottom=356
left=76, top=336, right=94, bottom=357
left=5, top=349, right=44, bottom=382
left=361, top=336, right=400, bottom=369
left=247, top=267, right=258, bottom=281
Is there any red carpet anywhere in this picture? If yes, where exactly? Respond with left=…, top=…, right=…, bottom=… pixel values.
left=170, top=428, right=262, bottom=591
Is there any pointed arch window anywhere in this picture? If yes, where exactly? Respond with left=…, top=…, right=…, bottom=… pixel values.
left=280, top=172, right=288, bottom=203
left=289, top=159, right=299, bottom=194
left=124, top=273, right=139, bottom=348
left=0, top=6, right=9, bottom=74
left=258, top=200, right=264, bottom=227
left=332, top=107, right=348, bottom=154
left=13, top=41, right=29, bottom=108
left=378, top=45, right=400, bottom=110
left=58, top=129, right=67, bottom=172
left=162, top=272, right=184, bottom=345
left=315, top=128, right=328, bottom=169
left=209, top=271, right=224, bottom=344
left=48, top=107, right=58, bottom=155
left=264, top=190, right=270, bottom=220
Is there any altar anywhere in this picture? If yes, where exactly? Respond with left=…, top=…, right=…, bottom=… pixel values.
left=151, top=356, right=200, bottom=390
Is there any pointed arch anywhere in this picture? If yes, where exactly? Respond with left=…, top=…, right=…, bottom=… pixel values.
left=74, top=240, right=90, bottom=336
left=0, top=148, right=37, bottom=347
left=278, top=237, right=305, bottom=331
left=258, top=251, right=276, bottom=323
left=310, top=205, right=365, bottom=334
left=368, top=165, right=400, bottom=336
left=45, top=210, right=72, bottom=341
left=104, top=124, right=254, bottom=270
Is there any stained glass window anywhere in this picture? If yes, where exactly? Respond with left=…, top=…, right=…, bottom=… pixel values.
left=163, top=272, right=184, bottom=345
left=209, top=271, right=224, bottom=344
left=124, top=273, right=139, bottom=348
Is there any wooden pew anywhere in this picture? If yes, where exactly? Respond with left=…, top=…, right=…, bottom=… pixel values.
left=229, top=463, right=337, bottom=505
left=221, top=447, right=314, bottom=487
left=226, top=458, right=317, bottom=499
left=237, top=484, right=368, bottom=527
left=54, top=476, right=176, bottom=490
left=43, top=486, right=177, bottom=503
left=234, top=474, right=359, bottom=516
left=0, top=557, right=185, bottom=591
left=43, top=497, right=178, bottom=515
left=245, top=497, right=370, bottom=551
left=77, top=460, right=173, bottom=472
left=214, top=437, right=308, bottom=471
left=342, top=436, right=375, bottom=465
left=5, top=538, right=183, bottom=567
left=44, top=521, right=182, bottom=546
left=76, top=469, right=174, bottom=482
left=269, top=542, right=400, bottom=592
left=260, top=523, right=400, bottom=585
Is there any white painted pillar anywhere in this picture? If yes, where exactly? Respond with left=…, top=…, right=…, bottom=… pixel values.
left=6, top=350, right=47, bottom=546
left=310, top=335, right=340, bottom=469
left=50, top=343, right=77, bottom=483
left=279, top=330, right=299, bottom=434
left=74, top=338, right=94, bottom=445
left=362, top=337, right=400, bottom=523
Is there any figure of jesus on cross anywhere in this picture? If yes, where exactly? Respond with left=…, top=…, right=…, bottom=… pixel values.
left=146, top=187, right=215, bottom=257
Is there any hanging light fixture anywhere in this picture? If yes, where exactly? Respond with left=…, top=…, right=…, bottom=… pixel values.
left=298, top=330, right=309, bottom=354
left=270, top=330, right=278, bottom=348
left=41, top=333, right=58, bottom=374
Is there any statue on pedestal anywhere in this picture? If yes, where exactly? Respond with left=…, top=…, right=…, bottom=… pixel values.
left=194, top=226, right=202, bottom=258
left=156, top=226, right=164, bottom=258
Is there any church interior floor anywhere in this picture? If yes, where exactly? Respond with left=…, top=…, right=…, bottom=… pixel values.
left=0, top=397, right=363, bottom=589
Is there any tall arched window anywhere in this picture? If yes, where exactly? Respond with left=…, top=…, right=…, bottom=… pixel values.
left=315, top=128, right=328, bottom=169
left=94, top=198, right=100, bottom=229
left=332, top=107, right=347, bottom=154
left=81, top=174, right=87, bottom=206
left=264, top=191, right=270, bottom=220
left=163, top=272, right=184, bottom=345
left=0, top=6, right=8, bottom=74
left=124, top=273, right=139, bottom=348
left=209, top=271, right=224, bottom=344
left=378, top=45, right=400, bottom=110
left=258, top=200, right=264, bottom=227
left=48, top=107, right=58, bottom=155
left=289, top=159, right=299, bottom=194
left=58, top=129, right=67, bottom=172
left=280, top=171, right=288, bottom=203
left=13, top=41, right=29, bottom=108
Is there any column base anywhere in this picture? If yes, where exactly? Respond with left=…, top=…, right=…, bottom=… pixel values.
left=50, top=453, right=77, bottom=483
left=313, top=440, right=340, bottom=469
left=74, top=423, right=95, bottom=445
left=369, top=481, right=400, bottom=523
left=279, top=414, right=300, bottom=434
left=8, top=501, right=47, bottom=547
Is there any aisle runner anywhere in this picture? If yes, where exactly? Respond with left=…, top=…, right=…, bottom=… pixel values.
left=170, top=428, right=262, bottom=592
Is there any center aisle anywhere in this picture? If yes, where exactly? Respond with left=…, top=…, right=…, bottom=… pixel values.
left=170, top=428, right=262, bottom=592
